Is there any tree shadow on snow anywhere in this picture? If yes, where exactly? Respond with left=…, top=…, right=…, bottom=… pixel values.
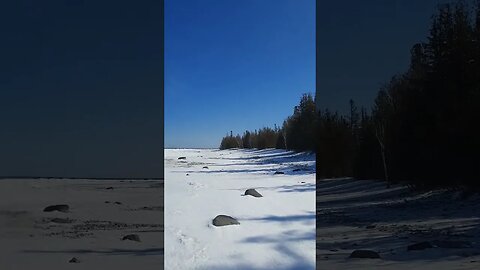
left=241, top=231, right=315, bottom=244
left=175, top=168, right=281, bottom=174
left=204, top=243, right=315, bottom=270
left=316, top=178, right=480, bottom=264
left=275, top=183, right=316, bottom=193
left=219, top=183, right=316, bottom=196
left=242, top=212, right=316, bottom=225
left=179, top=166, right=315, bottom=176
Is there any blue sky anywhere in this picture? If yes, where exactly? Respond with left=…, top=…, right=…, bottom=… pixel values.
left=0, top=1, right=163, bottom=178
left=165, top=0, right=315, bottom=148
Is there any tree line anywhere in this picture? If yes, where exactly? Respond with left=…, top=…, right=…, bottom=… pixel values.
left=316, top=0, right=480, bottom=189
left=219, top=93, right=317, bottom=152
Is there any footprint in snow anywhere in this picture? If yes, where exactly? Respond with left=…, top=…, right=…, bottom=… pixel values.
left=175, top=231, right=207, bottom=262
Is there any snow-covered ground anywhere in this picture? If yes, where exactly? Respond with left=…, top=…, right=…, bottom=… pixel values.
left=317, top=178, right=480, bottom=269
left=164, top=148, right=316, bottom=270
left=0, top=179, right=163, bottom=270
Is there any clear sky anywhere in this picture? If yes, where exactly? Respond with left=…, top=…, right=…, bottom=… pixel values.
left=317, top=0, right=453, bottom=115
left=165, top=0, right=315, bottom=149
left=0, top=1, right=163, bottom=178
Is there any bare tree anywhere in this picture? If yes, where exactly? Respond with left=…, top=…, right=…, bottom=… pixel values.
left=375, top=121, right=389, bottom=188
left=373, top=89, right=393, bottom=188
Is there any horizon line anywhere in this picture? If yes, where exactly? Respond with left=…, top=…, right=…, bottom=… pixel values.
left=0, top=176, right=164, bottom=180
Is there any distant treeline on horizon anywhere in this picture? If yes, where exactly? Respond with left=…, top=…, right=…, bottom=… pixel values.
left=221, top=0, right=480, bottom=190
left=219, top=93, right=316, bottom=152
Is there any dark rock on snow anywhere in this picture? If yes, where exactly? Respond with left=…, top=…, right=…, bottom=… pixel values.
left=274, top=171, right=285, bottom=175
left=69, top=257, right=80, bottom=263
left=43, top=204, right=69, bottom=213
left=212, top=215, right=240, bottom=227
left=203, top=166, right=209, bottom=169
left=408, top=241, right=433, bottom=251
left=122, top=234, right=141, bottom=242
left=244, top=188, right=263, bottom=197
left=178, top=157, right=187, bottom=160
left=349, top=250, right=381, bottom=259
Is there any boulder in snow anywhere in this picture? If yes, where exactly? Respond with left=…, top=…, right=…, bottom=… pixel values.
left=407, top=241, right=433, bottom=251
left=212, top=215, right=240, bottom=226
left=69, top=257, right=80, bottom=263
left=122, top=234, right=141, bottom=242
left=349, top=250, right=380, bottom=259
left=244, top=188, right=263, bottom=197
left=43, top=204, right=69, bottom=213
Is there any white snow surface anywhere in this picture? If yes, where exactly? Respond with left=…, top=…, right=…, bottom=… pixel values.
left=164, top=148, right=316, bottom=270
left=317, top=178, right=480, bottom=269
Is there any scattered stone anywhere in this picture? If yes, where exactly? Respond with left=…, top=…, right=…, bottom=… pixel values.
left=122, top=234, right=141, bottom=242
left=366, top=225, right=376, bottom=229
left=300, top=181, right=306, bottom=184
left=106, top=187, right=114, bottom=190
left=212, top=215, right=240, bottom=227
left=244, top=188, right=263, bottom=197
left=43, top=204, right=69, bottom=213
left=105, top=201, right=110, bottom=204
left=186, top=174, right=190, bottom=176
left=178, top=157, right=186, bottom=160
left=274, top=171, right=284, bottom=175
left=203, top=166, right=209, bottom=169
left=293, top=168, right=301, bottom=172
left=408, top=241, right=433, bottom=251
left=69, top=257, right=80, bottom=263
left=349, top=250, right=380, bottom=259
left=114, top=201, right=122, bottom=205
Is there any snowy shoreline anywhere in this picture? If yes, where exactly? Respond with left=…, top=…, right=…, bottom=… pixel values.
left=317, top=178, right=480, bottom=269
left=0, top=179, right=163, bottom=270
left=164, top=148, right=316, bottom=269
